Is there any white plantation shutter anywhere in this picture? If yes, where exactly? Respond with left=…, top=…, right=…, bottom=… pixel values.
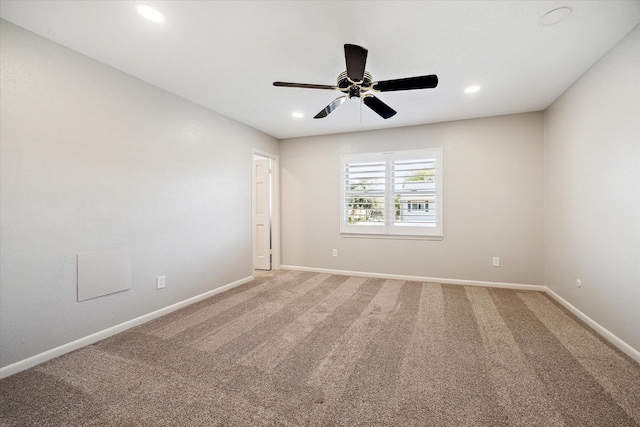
left=341, top=149, right=442, bottom=238
left=342, top=153, right=387, bottom=234
left=389, top=150, right=440, bottom=236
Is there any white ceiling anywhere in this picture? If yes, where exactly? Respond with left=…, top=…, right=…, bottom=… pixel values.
left=1, top=1, right=638, bottom=140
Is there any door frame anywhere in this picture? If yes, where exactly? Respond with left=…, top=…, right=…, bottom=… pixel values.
left=252, top=149, right=280, bottom=271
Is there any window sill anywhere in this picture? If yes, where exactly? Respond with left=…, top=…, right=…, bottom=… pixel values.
left=340, top=233, right=444, bottom=241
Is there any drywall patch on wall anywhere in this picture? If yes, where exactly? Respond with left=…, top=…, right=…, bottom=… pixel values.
left=77, top=250, right=131, bottom=301
left=0, top=20, right=280, bottom=369
left=0, top=274, right=253, bottom=379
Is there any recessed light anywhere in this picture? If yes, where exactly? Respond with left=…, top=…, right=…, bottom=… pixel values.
left=539, top=7, right=571, bottom=26
left=292, top=112, right=304, bottom=118
left=137, top=5, right=165, bottom=23
left=465, top=85, right=481, bottom=94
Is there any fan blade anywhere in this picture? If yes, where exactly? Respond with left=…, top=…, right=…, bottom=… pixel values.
left=344, top=44, right=368, bottom=83
left=372, top=75, right=438, bottom=92
left=273, top=82, right=338, bottom=90
left=314, top=96, right=347, bottom=119
left=362, top=95, right=397, bottom=119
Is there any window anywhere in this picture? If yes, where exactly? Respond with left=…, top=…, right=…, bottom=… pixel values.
left=407, top=202, right=427, bottom=212
left=341, top=148, right=442, bottom=238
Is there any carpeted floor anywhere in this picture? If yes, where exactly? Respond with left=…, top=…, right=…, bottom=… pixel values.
left=1, top=270, right=639, bottom=426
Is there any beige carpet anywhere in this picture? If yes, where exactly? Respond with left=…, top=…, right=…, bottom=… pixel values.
left=1, top=270, right=639, bottom=426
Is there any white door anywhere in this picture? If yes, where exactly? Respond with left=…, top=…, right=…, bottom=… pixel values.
left=253, top=158, right=271, bottom=270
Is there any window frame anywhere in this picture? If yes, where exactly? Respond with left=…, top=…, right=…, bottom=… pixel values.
left=340, top=148, right=443, bottom=240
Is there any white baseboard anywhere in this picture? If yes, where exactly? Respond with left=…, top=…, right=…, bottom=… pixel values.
left=543, top=287, right=640, bottom=364
left=0, top=276, right=253, bottom=379
left=4, top=270, right=637, bottom=378
left=280, top=265, right=545, bottom=292
left=283, top=266, right=639, bottom=363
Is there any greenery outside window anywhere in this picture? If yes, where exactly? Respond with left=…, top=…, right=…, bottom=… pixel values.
left=340, top=148, right=443, bottom=238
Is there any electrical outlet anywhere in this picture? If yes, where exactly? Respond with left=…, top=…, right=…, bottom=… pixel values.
left=492, top=257, right=500, bottom=267
left=156, top=275, right=166, bottom=290
left=332, top=249, right=338, bottom=258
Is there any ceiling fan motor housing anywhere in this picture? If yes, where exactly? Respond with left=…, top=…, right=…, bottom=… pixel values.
left=338, top=71, right=373, bottom=98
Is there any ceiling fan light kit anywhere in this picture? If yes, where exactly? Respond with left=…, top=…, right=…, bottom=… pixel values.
left=273, top=44, right=438, bottom=120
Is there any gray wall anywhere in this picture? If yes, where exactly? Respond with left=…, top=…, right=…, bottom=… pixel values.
left=2, top=16, right=638, bottom=370
left=544, top=25, right=640, bottom=351
left=280, top=112, right=545, bottom=286
left=0, top=20, right=279, bottom=368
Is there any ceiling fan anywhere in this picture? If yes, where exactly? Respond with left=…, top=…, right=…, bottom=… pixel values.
left=273, top=44, right=438, bottom=120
